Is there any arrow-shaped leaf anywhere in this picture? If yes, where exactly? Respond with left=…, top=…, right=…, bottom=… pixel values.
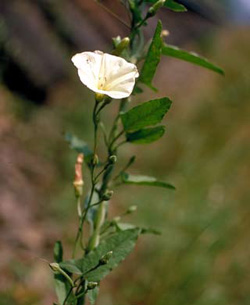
left=146, top=0, right=187, bottom=12
left=121, top=173, right=175, bottom=190
left=121, top=97, right=172, bottom=131
left=162, top=44, right=224, bottom=75
left=139, top=20, right=162, bottom=90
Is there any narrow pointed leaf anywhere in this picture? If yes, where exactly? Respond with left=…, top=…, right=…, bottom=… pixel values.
left=141, top=227, right=162, bottom=235
left=126, top=126, right=165, bottom=144
left=121, top=173, right=175, bottom=190
left=116, top=223, right=161, bottom=235
left=162, top=44, right=224, bottom=75
left=54, top=241, right=63, bottom=263
left=60, top=229, right=140, bottom=282
left=139, top=20, right=162, bottom=90
left=116, top=223, right=137, bottom=231
left=164, top=0, right=187, bottom=12
left=121, top=97, right=172, bottom=131
left=145, top=0, right=187, bottom=12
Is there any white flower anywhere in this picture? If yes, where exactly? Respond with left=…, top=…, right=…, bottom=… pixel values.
left=71, top=51, right=139, bottom=99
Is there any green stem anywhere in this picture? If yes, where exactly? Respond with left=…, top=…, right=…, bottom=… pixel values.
left=63, top=286, right=74, bottom=305
left=87, top=99, right=127, bottom=252
left=72, top=183, right=96, bottom=258
left=99, top=121, right=109, bottom=148
left=76, top=289, right=88, bottom=299
left=113, top=140, right=127, bottom=151
left=109, top=129, right=125, bottom=150
left=94, top=159, right=112, bottom=183
left=113, top=155, right=136, bottom=182
left=93, top=99, right=99, bottom=154
left=87, top=201, right=106, bottom=251
left=108, top=114, right=120, bottom=146
left=77, top=197, right=82, bottom=218
left=108, top=98, right=127, bottom=145
left=72, top=99, right=100, bottom=258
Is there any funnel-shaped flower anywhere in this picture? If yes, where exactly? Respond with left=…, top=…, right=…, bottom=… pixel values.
left=72, top=51, right=139, bottom=99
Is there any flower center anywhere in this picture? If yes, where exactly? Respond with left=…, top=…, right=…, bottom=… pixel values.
left=98, top=76, right=107, bottom=90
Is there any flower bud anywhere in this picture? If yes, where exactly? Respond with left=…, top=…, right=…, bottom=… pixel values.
left=95, top=93, right=105, bottom=103
left=49, top=262, right=61, bottom=272
left=49, top=263, right=74, bottom=287
left=99, top=251, right=113, bottom=265
left=92, top=154, right=99, bottom=166
left=112, top=36, right=121, bottom=48
left=102, top=190, right=113, bottom=201
left=73, top=181, right=84, bottom=198
left=109, top=155, right=117, bottom=164
left=161, top=29, right=169, bottom=38
left=129, top=1, right=135, bottom=10
left=147, top=0, right=165, bottom=17
left=112, top=37, right=130, bottom=56
left=127, top=205, right=137, bottom=214
left=87, top=282, right=98, bottom=290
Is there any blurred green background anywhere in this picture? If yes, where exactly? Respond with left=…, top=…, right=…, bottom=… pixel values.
left=0, top=1, right=250, bottom=305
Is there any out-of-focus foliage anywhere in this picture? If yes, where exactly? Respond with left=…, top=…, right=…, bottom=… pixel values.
left=112, top=28, right=250, bottom=305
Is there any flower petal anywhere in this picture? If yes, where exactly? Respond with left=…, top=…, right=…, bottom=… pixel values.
left=102, top=54, right=139, bottom=98
left=71, top=51, right=103, bottom=92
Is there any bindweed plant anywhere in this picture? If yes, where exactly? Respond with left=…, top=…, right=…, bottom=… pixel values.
left=49, top=1, right=224, bottom=304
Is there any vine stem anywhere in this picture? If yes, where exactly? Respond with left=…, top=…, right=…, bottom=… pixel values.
left=93, top=99, right=99, bottom=155
left=63, top=286, right=74, bottom=305
left=72, top=99, right=100, bottom=258
left=109, top=129, right=125, bottom=150
left=87, top=99, right=128, bottom=252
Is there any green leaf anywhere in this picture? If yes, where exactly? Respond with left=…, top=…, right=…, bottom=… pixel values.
left=139, top=20, right=162, bottom=90
left=121, top=97, right=172, bottom=131
left=54, top=274, right=70, bottom=305
left=53, top=241, right=71, bottom=305
left=141, top=227, right=162, bottom=235
left=163, top=0, right=187, bottom=12
left=87, top=286, right=99, bottom=305
left=60, top=229, right=140, bottom=281
left=65, top=132, right=93, bottom=160
left=145, top=0, right=187, bottom=12
left=162, top=44, right=225, bottom=75
left=121, top=173, right=175, bottom=190
left=126, top=126, right=165, bottom=144
left=116, top=223, right=161, bottom=235
left=116, top=223, right=137, bottom=231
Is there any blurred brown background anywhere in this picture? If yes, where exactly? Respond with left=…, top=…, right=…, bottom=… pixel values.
left=0, top=1, right=250, bottom=305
